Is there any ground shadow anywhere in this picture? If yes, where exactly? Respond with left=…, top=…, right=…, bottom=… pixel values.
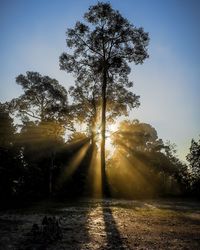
left=102, top=203, right=126, bottom=250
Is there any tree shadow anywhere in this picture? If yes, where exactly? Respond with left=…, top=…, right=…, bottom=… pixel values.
left=102, top=203, right=126, bottom=249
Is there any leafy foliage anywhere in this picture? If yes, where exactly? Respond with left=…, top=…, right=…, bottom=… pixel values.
left=60, top=2, right=149, bottom=79
left=60, top=2, right=148, bottom=125
left=8, top=71, right=71, bottom=128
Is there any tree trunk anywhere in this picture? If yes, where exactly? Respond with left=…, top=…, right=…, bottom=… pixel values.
left=91, top=120, right=96, bottom=148
left=49, top=152, right=54, bottom=196
left=101, top=68, right=109, bottom=197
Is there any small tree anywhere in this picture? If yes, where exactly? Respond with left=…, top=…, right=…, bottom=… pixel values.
left=60, top=2, right=149, bottom=195
left=187, top=137, right=200, bottom=195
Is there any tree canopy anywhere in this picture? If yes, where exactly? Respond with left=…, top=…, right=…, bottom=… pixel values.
left=8, top=71, right=70, bottom=125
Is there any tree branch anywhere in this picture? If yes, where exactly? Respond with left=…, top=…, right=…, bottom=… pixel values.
left=20, top=110, right=41, bottom=120
left=74, top=33, right=103, bottom=58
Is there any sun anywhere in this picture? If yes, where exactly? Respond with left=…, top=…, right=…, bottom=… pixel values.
left=105, top=122, right=118, bottom=152
left=93, top=121, right=118, bottom=154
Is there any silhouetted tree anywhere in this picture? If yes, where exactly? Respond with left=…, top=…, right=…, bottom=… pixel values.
left=187, top=137, right=200, bottom=195
left=6, top=71, right=72, bottom=196
left=113, top=119, right=164, bottom=153
left=0, top=103, right=16, bottom=146
left=60, top=2, right=149, bottom=195
left=163, top=141, right=190, bottom=194
left=18, top=121, right=65, bottom=197
left=8, top=71, right=71, bottom=129
left=0, top=104, right=23, bottom=200
left=110, top=119, right=188, bottom=197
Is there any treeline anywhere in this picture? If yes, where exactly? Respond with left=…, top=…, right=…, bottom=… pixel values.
left=0, top=103, right=92, bottom=200
left=0, top=77, right=199, bottom=201
left=1, top=2, right=199, bottom=202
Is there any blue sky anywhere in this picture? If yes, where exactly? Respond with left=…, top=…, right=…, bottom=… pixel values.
left=0, top=0, right=200, bottom=161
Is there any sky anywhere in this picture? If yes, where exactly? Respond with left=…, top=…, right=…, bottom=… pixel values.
left=0, top=0, right=200, bottom=161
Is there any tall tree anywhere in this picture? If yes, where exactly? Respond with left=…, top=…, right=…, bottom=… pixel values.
left=60, top=2, right=149, bottom=195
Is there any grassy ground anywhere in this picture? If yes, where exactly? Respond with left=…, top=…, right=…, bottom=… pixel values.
left=0, top=199, right=200, bottom=249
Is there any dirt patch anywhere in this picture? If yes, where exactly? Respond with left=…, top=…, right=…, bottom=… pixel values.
left=0, top=199, right=199, bottom=249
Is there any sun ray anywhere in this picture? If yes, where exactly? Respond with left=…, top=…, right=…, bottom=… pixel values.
left=56, top=142, right=90, bottom=188
left=93, top=120, right=118, bottom=156
left=106, top=146, right=156, bottom=198
left=86, top=145, right=102, bottom=198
